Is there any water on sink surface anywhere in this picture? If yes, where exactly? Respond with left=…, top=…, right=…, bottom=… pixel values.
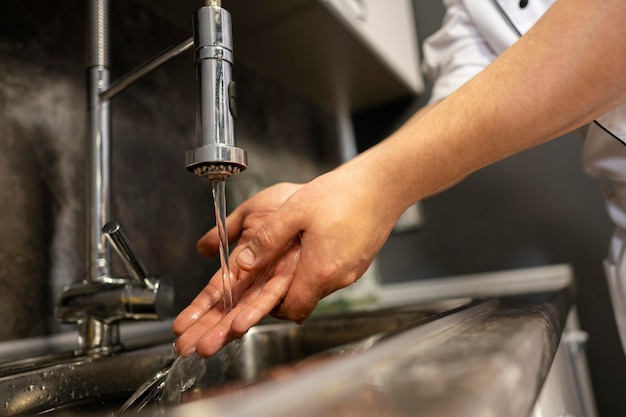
left=119, top=306, right=453, bottom=412
left=0, top=299, right=471, bottom=416
left=119, top=340, right=244, bottom=412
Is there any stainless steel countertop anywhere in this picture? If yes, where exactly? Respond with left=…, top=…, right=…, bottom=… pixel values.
left=0, top=264, right=574, bottom=417
left=160, top=264, right=573, bottom=417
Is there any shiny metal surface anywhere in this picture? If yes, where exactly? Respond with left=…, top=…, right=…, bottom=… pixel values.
left=73, top=0, right=118, bottom=355
left=56, top=276, right=174, bottom=323
left=0, top=343, right=175, bottom=416
left=85, top=0, right=110, bottom=68
left=20, top=289, right=569, bottom=417
left=103, top=221, right=151, bottom=286
left=100, top=36, right=194, bottom=101
left=0, top=267, right=576, bottom=417
left=161, top=290, right=572, bottom=417
left=57, top=220, right=174, bottom=353
left=185, top=145, right=247, bottom=177
left=62, top=0, right=178, bottom=350
left=186, top=5, right=247, bottom=179
left=60, top=0, right=246, bottom=355
left=86, top=67, right=112, bottom=284
left=0, top=301, right=465, bottom=416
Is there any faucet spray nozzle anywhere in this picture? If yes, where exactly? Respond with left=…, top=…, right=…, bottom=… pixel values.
left=186, top=3, right=247, bottom=180
left=186, top=146, right=247, bottom=179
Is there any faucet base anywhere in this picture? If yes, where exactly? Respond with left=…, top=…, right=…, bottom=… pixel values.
left=77, top=318, right=123, bottom=355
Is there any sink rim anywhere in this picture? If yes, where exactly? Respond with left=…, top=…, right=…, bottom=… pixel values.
left=0, top=298, right=474, bottom=416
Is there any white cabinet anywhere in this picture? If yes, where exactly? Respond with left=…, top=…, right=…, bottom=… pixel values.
left=140, top=0, right=425, bottom=112
left=319, top=0, right=423, bottom=97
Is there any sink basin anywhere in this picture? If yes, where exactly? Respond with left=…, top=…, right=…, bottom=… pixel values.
left=0, top=299, right=469, bottom=415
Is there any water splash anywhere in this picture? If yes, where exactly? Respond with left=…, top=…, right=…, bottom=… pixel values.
left=159, top=354, right=207, bottom=406
left=117, top=340, right=244, bottom=413
left=116, top=368, right=169, bottom=413
left=117, top=354, right=206, bottom=413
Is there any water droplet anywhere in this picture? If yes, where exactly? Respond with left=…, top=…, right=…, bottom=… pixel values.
left=28, top=385, right=34, bottom=392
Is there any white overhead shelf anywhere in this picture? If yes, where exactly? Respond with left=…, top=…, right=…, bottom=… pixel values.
left=136, top=0, right=424, bottom=112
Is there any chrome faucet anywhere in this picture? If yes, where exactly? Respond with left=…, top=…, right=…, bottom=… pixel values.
left=187, top=0, right=247, bottom=179
left=56, top=0, right=246, bottom=354
left=56, top=221, right=174, bottom=352
left=55, top=0, right=176, bottom=355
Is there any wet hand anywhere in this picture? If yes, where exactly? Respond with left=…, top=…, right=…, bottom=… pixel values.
left=172, top=182, right=303, bottom=357
left=173, top=162, right=406, bottom=357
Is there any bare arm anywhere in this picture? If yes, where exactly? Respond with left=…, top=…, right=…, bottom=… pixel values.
left=373, top=0, right=626, bottom=210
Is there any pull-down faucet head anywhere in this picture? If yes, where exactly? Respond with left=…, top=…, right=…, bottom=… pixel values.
left=186, top=2, right=247, bottom=180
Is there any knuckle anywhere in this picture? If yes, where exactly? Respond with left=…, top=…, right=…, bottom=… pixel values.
left=205, top=290, right=223, bottom=310
left=317, top=262, right=340, bottom=285
left=250, top=225, right=275, bottom=252
left=286, top=309, right=312, bottom=324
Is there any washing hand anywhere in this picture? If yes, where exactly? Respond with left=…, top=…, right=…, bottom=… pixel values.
left=173, top=162, right=407, bottom=357
left=172, top=182, right=303, bottom=357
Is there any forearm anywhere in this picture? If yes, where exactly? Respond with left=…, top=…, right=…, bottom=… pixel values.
left=338, top=104, right=436, bottom=169
left=364, top=0, right=626, bottom=211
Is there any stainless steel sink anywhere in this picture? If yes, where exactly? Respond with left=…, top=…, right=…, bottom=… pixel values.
left=0, top=299, right=470, bottom=415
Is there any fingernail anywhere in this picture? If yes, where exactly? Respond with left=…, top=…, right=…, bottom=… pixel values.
left=237, top=248, right=255, bottom=267
left=197, top=243, right=209, bottom=257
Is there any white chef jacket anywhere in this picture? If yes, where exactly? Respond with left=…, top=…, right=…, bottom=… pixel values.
left=421, top=0, right=626, bottom=353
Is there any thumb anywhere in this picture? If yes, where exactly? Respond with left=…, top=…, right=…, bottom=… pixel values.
left=236, top=211, right=300, bottom=272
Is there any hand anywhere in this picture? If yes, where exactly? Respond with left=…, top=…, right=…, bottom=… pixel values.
left=174, top=162, right=406, bottom=357
left=172, top=182, right=303, bottom=357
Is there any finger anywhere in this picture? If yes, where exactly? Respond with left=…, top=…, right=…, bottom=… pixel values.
left=174, top=282, right=250, bottom=357
left=277, top=281, right=322, bottom=324
left=172, top=244, right=246, bottom=333
left=172, top=279, right=224, bottom=336
left=192, top=305, right=247, bottom=357
left=235, top=208, right=301, bottom=273
left=173, top=262, right=260, bottom=356
left=175, top=308, right=230, bottom=357
left=231, top=244, right=301, bottom=334
left=197, top=206, right=246, bottom=257
left=174, top=319, right=219, bottom=356
left=276, top=245, right=331, bottom=324
left=190, top=273, right=269, bottom=358
left=176, top=241, right=300, bottom=357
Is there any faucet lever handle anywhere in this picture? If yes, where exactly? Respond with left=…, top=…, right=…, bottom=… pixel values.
left=103, top=221, right=151, bottom=286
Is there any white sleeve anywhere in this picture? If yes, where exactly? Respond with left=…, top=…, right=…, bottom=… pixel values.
left=421, top=0, right=498, bottom=104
